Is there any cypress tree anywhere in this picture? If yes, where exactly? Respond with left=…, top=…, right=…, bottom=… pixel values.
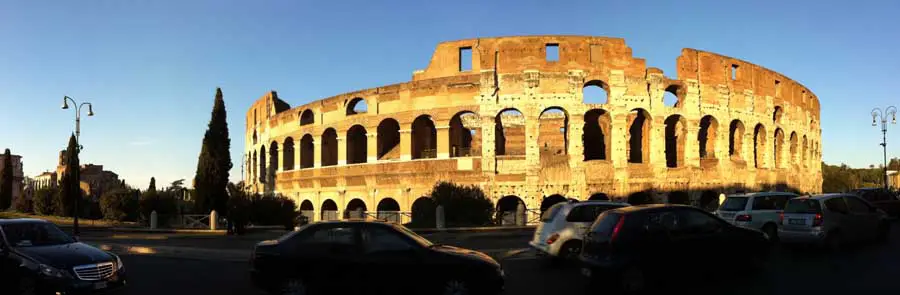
left=58, top=134, right=80, bottom=217
left=148, top=177, right=157, bottom=193
left=193, top=88, right=232, bottom=214
left=0, top=148, right=13, bottom=209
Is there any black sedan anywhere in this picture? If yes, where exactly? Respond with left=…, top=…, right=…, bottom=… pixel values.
left=0, top=218, right=127, bottom=295
left=250, top=220, right=505, bottom=295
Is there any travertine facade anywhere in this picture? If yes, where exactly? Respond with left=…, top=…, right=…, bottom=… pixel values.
left=244, top=36, right=822, bottom=222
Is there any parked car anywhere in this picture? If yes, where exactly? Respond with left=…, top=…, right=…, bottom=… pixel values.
left=250, top=220, right=504, bottom=295
left=529, top=200, right=629, bottom=262
left=779, top=194, right=891, bottom=251
left=851, top=188, right=900, bottom=218
left=716, top=192, right=798, bottom=241
left=579, top=204, right=769, bottom=293
left=0, top=218, right=127, bottom=295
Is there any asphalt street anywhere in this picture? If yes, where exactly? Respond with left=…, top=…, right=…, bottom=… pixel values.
left=114, top=223, right=900, bottom=295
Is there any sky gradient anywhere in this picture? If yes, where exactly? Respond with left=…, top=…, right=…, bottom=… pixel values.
left=1, top=0, right=898, bottom=189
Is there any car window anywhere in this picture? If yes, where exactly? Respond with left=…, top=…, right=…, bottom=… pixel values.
left=845, top=196, right=874, bottom=214
left=719, top=197, right=748, bottom=211
left=566, top=205, right=620, bottom=223
left=675, top=209, right=723, bottom=234
left=772, top=195, right=791, bottom=210
left=589, top=212, right=622, bottom=236
left=301, top=225, right=356, bottom=246
left=751, top=196, right=777, bottom=210
left=0, top=222, right=74, bottom=247
left=824, top=198, right=849, bottom=214
left=541, top=203, right=564, bottom=222
left=364, top=226, right=416, bottom=253
left=785, top=199, right=822, bottom=214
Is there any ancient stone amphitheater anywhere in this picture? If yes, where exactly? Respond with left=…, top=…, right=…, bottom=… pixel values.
left=244, top=35, right=822, bottom=225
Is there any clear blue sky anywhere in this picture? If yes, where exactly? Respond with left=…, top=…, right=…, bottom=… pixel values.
left=1, top=0, right=897, bottom=189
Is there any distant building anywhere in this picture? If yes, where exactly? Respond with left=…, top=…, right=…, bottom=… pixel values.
left=36, top=150, right=122, bottom=200
left=0, top=153, right=24, bottom=202
left=33, top=171, right=58, bottom=190
left=889, top=170, right=899, bottom=190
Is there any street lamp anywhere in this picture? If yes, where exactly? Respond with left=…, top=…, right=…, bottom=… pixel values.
left=61, top=95, right=94, bottom=237
left=871, top=106, right=897, bottom=190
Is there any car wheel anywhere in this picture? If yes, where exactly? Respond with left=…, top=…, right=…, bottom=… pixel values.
left=763, top=224, right=779, bottom=243
left=558, top=240, right=582, bottom=261
left=279, top=278, right=308, bottom=295
left=441, top=279, right=470, bottom=295
left=619, top=266, right=646, bottom=294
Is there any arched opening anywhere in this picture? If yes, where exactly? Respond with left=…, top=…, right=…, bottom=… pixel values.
left=299, top=109, right=314, bottom=125
left=668, top=191, right=690, bottom=205
left=789, top=132, right=798, bottom=166
left=300, top=134, right=314, bottom=168
left=410, top=197, right=436, bottom=228
left=774, top=128, right=785, bottom=168
left=258, top=146, right=266, bottom=183
left=321, top=128, right=338, bottom=166
left=627, top=191, right=654, bottom=205
left=376, top=198, right=401, bottom=223
left=450, top=111, right=480, bottom=157
left=377, top=118, right=401, bottom=160
left=411, top=115, right=437, bottom=159
left=663, top=84, right=681, bottom=107
left=346, top=125, right=367, bottom=164
left=539, top=107, right=569, bottom=159
left=754, top=124, right=767, bottom=168
left=627, top=108, right=651, bottom=163
left=729, top=120, right=745, bottom=160
left=588, top=193, right=609, bottom=201
left=346, top=97, right=367, bottom=115
left=267, top=142, right=279, bottom=188
left=282, top=137, right=294, bottom=171
left=344, top=198, right=367, bottom=219
left=495, top=109, right=525, bottom=156
left=321, top=199, right=338, bottom=221
left=496, top=195, right=525, bottom=226
left=299, top=200, right=314, bottom=222
left=251, top=151, right=257, bottom=183
left=540, top=194, right=567, bottom=212
left=698, top=115, right=718, bottom=159
left=773, top=106, right=783, bottom=124
left=802, top=135, right=808, bottom=167
left=583, top=109, right=611, bottom=161
left=699, top=190, right=720, bottom=212
left=664, top=115, right=687, bottom=168
left=583, top=80, right=609, bottom=105
left=252, top=130, right=257, bottom=145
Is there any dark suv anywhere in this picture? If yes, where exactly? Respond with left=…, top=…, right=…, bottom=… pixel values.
left=0, top=218, right=127, bottom=295
left=579, top=204, right=769, bottom=293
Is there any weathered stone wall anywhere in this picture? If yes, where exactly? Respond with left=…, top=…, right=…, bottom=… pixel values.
left=243, top=36, right=822, bottom=221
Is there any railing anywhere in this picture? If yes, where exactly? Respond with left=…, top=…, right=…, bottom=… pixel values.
left=364, top=211, right=412, bottom=224
left=181, top=214, right=210, bottom=229
left=452, top=147, right=472, bottom=157
left=420, top=149, right=437, bottom=159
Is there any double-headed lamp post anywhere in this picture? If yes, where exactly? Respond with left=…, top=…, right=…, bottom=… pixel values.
left=871, top=106, right=897, bottom=190
left=61, top=96, right=94, bottom=237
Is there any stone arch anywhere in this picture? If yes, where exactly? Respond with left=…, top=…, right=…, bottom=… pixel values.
left=698, top=115, right=718, bottom=159
left=258, top=145, right=266, bottom=182
left=539, top=107, right=569, bottom=157
left=376, top=198, right=401, bottom=223
left=668, top=191, right=690, bottom=205
left=346, top=125, right=367, bottom=164
left=540, top=194, right=567, bottom=212
left=282, top=137, right=294, bottom=171
left=496, top=195, right=525, bottom=226
left=627, top=191, right=654, bottom=205
left=321, top=128, right=338, bottom=166
left=411, top=115, right=437, bottom=159
left=583, top=80, right=609, bottom=104
left=300, top=134, right=314, bottom=168
left=344, top=198, right=367, bottom=219
left=801, top=135, right=808, bottom=167
left=773, top=106, right=783, bottom=124
left=299, top=109, right=314, bottom=125
left=753, top=124, right=767, bottom=168
left=729, top=120, right=745, bottom=160
left=699, top=190, right=720, bottom=211
left=450, top=111, right=479, bottom=157
left=495, top=108, right=525, bottom=156
left=789, top=131, right=798, bottom=166
left=583, top=109, right=611, bottom=161
left=627, top=108, right=651, bottom=163
left=252, top=130, right=258, bottom=145
left=321, top=199, right=338, bottom=221
left=346, top=97, right=367, bottom=115
left=267, top=142, right=279, bottom=187
left=251, top=151, right=257, bottom=183
left=774, top=128, right=785, bottom=168
left=410, top=197, right=436, bottom=227
left=299, top=200, right=314, bottom=221
left=377, top=118, right=401, bottom=160
left=588, top=193, right=609, bottom=200
left=663, top=84, right=683, bottom=107
left=664, top=115, right=687, bottom=168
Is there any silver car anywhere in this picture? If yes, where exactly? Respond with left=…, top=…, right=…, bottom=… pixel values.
left=716, top=192, right=798, bottom=241
left=529, top=201, right=629, bottom=261
left=779, top=193, right=891, bottom=251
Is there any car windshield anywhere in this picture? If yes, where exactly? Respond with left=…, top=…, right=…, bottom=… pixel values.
left=719, top=197, right=749, bottom=211
left=590, top=212, right=622, bottom=236
left=541, top=203, right=564, bottom=222
left=1, top=222, right=75, bottom=247
left=392, top=224, right=434, bottom=247
left=785, top=199, right=822, bottom=214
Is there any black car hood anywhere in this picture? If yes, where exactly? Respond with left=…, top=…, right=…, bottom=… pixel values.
left=431, top=245, right=499, bottom=267
left=15, top=242, right=114, bottom=269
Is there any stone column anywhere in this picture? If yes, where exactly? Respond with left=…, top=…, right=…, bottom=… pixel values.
left=436, top=125, right=450, bottom=159
left=313, top=135, right=322, bottom=168
left=337, top=137, right=347, bottom=166
left=367, top=132, right=378, bottom=163
left=525, top=114, right=540, bottom=172
left=399, top=129, right=412, bottom=161
left=294, top=139, right=301, bottom=170
left=480, top=116, right=496, bottom=172
left=276, top=144, right=284, bottom=173
left=611, top=113, right=628, bottom=169
left=567, top=112, right=585, bottom=167
left=686, top=125, right=700, bottom=168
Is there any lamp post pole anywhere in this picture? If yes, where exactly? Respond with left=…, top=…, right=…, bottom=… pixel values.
left=62, top=96, right=94, bottom=237
left=872, top=106, right=897, bottom=190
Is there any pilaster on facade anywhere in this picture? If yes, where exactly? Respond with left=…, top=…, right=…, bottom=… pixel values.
left=366, top=133, right=378, bottom=163
left=313, top=135, right=322, bottom=168
left=436, top=126, right=450, bottom=159
left=399, top=129, right=412, bottom=161
left=682, top=79, right=702, bottom=117
left=685, top=125, right=701, bottom=168
left=479, top=116, right=497, bottom=173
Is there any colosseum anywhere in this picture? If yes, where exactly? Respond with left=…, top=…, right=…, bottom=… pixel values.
left=243, top=35, right=822, bottom=225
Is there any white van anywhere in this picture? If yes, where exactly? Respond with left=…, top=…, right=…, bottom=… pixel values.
left=716, top=192, right=799, bottom=241
left=529, top=201, right=629, bottom=261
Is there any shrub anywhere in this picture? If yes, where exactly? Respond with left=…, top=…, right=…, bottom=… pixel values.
left=138, top=190, right=177, bottom=220
left=33, top=188, right=57, bottom=215
left=249, top=193, right=298, bottom=230
left=428, top=181, right=494, bottom=227
left=13, top=196, right=33, bottom=214
left=100, top=189, right=139, bottom=221
left=226, top=183, right=251, bottom=235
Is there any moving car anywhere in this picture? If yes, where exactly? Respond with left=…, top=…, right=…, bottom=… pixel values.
left=779, top=194, right=891, bottom=251
left=579, top=204, right=769, bottom=293
left=0, top=218, right=127, bottom=295
left=851, top=188, right=900, bottom=218
left=529, top=200, right=629, bottom=261
left=250, top=220, right=504, bottom=295
left=716, top=192, right=798, bottom=241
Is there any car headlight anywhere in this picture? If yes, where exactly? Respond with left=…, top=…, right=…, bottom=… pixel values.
left=39, top=264, right=67, bottom=278
left=113, top=253, right=124, bottom=270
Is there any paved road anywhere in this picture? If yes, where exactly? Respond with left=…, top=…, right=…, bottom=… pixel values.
left=116, top=223, right=900, bottom=295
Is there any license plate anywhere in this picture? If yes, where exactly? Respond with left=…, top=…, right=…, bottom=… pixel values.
left=94, top=282, right=108, bottom=290
left=789, top=219, right=805, bottom=225
left=581, top=268, right=592, bottom=277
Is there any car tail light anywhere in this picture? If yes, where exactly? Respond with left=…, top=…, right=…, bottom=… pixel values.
left=735, top=214, right=752, bottom=222
left=610, top=215, right=626, bottom=242
left=546, top=233, right=560, bottom=245
left=778, top=212, right=784, bottom=225
left=812, top=213, right=824, bottom=226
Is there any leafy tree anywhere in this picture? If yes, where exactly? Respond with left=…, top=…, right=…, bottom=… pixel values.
left=226, top=182, right=251, bottom=235
left=33, top=187, right=57, bottom=215
left=428, top=181, right=494, bottom=227
left=57, top=134, right=80, bottom=217
left=193, top=88, right=232, bottom=214
left=248, top=193, right=298, bottom=230
left=889, top=157, right=900, bottom=171
left=13, top=191, right=32, bottom=213
left=0, top=148, right=12, bottom=210
left=100, top=188, right=139, bottom=221
left=139, top=177, right=176, bottom=220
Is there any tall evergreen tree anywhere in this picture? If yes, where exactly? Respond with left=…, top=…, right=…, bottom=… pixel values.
left=0, top=148, right=13, bottom=209
left=193, top=88, right=232, bottom=214
left=58, top=134, right=80, bottom=217
left=148, top=177, right=157, bottom=193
